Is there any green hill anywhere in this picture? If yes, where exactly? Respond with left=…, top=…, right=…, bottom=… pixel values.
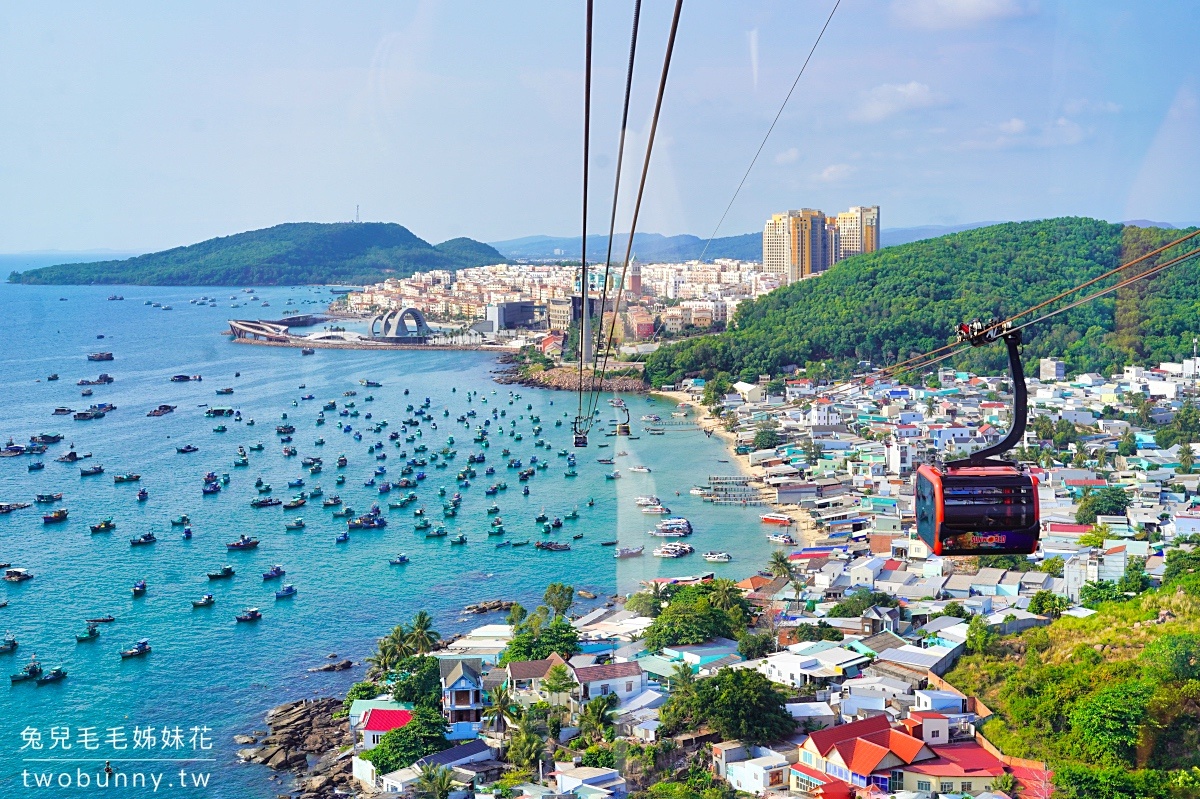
left=6, top=222, right=506, bottom=286
left=644, top=218, right=1200, bottom=386
left=945, top=558, right=1200, bottom=798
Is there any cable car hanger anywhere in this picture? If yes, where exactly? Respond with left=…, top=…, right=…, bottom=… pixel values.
left=942, top=319, right=1027, bottom=468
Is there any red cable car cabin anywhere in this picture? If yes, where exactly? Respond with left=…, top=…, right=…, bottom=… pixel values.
left=914, top=463, right=1040, bottom=556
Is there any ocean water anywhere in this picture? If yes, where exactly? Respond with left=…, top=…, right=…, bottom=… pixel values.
left=0, top=283, right=772, bottom=798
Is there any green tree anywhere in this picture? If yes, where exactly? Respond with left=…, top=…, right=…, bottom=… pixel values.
left=690, top=668, right=794, bottom=745
left=1117, top=557, right=1152, bottom=595
left=1028, top=590, right=1068, bottom=619
left=991, top=772, right=1018, bottom=795
left=543, top=583, right=575, bottom=618
left=340, top=680, right=383, bottom=717
left=360, top=707, right=450, bottom=774
left=506, top=603, right=528, bottom=627
left=1164, top=548, right=1200, bottom=584
left=737, top=632, right=777, bottom=660
left=407, top=610, right=441, bottom=654
left=1039, top=555, right=1065, bottom=577
left=391, top=656, right=443, bottom=710
left=1069, top=679, right=1155, bottom=768
left=965, top=614, right=995, bottom=655
left=624, top=590, right=664, bottom=618
left=367, top=623, right=414, bottom=679
left=1118, top=428, right=1138, bottom=457
left=827, top=588, right=898, bottom=618
left=1142, top=633, right=1200, bottom=682
left=1180, top=442, right=1195, bottom=475
left=752, top=425, right=780, bottom=450
left=706, top=578, right=740, bottom=611
left=414, top=764, right=455, bottom=799
left=540, top=664, right=577, bottom=703
left=766, top=550, right=793, bottom=580
left=501, top=617, right=581, bottom=664
left=1080, top=580, right=1124, bottom=607
left=580, top=744, right=617, bottom=768
left=644, top=596, right=736, bottom=651
left=578, top=695, right=618, bottom=742
left=483, top=685, right=519, bottom=740
left=1076, top=487, right=1132, bottom=525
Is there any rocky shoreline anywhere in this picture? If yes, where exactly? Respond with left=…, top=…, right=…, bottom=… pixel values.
left=237, top=698, right=354, bottom=799
left=493, top=364, right=647, bottom=393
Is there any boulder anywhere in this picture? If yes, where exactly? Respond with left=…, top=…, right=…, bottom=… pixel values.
left=234, top=734, right=258, bottom=745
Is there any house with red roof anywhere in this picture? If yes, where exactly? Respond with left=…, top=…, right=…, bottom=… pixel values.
left=359, top=708, right=412, bottom=750
left=793, top=715, right=935, bottom=793
left=894, top=741, right=1006, bottom=795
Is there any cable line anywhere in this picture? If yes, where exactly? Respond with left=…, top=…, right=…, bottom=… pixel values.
left=573, top=0, right=595, bottom=444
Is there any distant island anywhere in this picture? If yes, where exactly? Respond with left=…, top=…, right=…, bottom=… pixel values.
left=6, top=222, right=506, bottom=286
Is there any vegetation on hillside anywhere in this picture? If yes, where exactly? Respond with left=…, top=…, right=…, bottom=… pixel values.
left=944, top=571, right=1200, bottom=798
left=7, top=222, right=505, bottom=286
left=645, top=219, right=1200, bottom=387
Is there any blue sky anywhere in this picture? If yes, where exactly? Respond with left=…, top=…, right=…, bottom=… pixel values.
left=0, top=0, right=1197, bottom=252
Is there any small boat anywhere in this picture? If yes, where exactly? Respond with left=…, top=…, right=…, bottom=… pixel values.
left=0, top=633, right=16, bottom=653
left=176, top=444, right=199, bottom=454
left=53, top=406, right=73, bottom=415
left=90, top=519, right=115, bottom=533
left=335, top=532, right=350, bottom=543
left=11, top=657, right=43, bottom=683
left=130, top=532, right=157, bottom=546
left=760, top=513, right=795, bottom=525
left=630, top=465, right=651, bottom=473
left=322, top=495, right=342, bottom=507
left=212, top=425, right=227, bottom=433
left=85, top=616, right=115, bottom=624
left=605, top=471, right=621, bottom=480
left=614, top=545, right=644, bottom=558
left=216, top=388, right=234, bottom=395
left=137, top=488, right=149, bottom=501
left=653, top=542, right=695, bottom=558
left=572, top=532, right=583, bottom=540
left=285, top=517, right=305, bottom=530
left=283, top=497, right=306, bottom=510
left=42, top=509, right=69, bottom=524
left=388, top=554, right=410, bottom=565
left=235, top=608, right=262, bottom=622
left=35, top=493, right=62, bottom=503
left=28, top=461, right=44, bottom=471
left=120, top=639, right=152, bottom=658
left=450, top=534, right=467, bottom=544
left=36, top=667, right=68, bottom=685
left=767, top=533, right=796, bottom=545
left=113, top=473, right=141, bottom=483
left=193, top=594, right=215, bottom=607
left=301, top=348, right=315, bottom=355
left=207, top=565, right=235, bottom=580
left=80, top=465, right=104, bottom=477
left=288, top=478, right=305, bottom=488
left=275, top=584, right=297, bottom=599
left=227, top=535, right=260, bottom=550
left=248, top=442, right=265, bottom=451
left=131, top=580, right=147, bottom=596
left=262, top=565, right=286, bottom=580
left=511, top=539, right=530, bottom=547
left=170, top=515, right=190, bottom=526
left=76, top=623, right=100, bottom=642
left=703, top=551, right=733, bottom=563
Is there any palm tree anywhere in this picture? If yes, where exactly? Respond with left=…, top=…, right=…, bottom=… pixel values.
left=482, top=685, right=520, bottom=743
left=414, top=763, right=455, bottom=799
left=365, top=624, right=412, bottom=679
left=407, top=610, right=441, bottom=654
left=578, top=695, right=617, bottom=742
left=669, top=662, right=696, bottom=696
left=790, top=575, right=806, bottom=605
left=767, top=550, right=793, bottom=580
left=706, top=578, right=739, bottom=611
left=507, top=712, right=545, bottom=769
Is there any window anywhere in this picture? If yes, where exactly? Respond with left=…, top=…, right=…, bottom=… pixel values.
left=917, top=781, right=931, bottom=792
left=889, top=770, right=904, bottom=791
left=600, top=684, right=610, bottom=695
left=940, top=782, right=954, bottom=793
left=931, top=729, right=940, bottom=738
left=626, top=681, right=633, bottom=692
left=961, top=782, right=972, bottom=792
left=802, top=750, right=814, bottom=765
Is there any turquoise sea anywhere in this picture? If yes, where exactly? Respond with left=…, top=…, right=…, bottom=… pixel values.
left=0, top=282, right=772, bottom=798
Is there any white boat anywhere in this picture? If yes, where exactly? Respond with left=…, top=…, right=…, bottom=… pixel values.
left=613, top=546, right=644, bottom=558
left=641, top=505, right=671, bottom=514
left=767, top=532, right=796, bottom=545
left=703, top=551, right=732, bottom=562
left=648, top=528, right=689, bottom=537
left=656, top=517, right=693, bottom=534
left=671, top=411, right=687, bottom=417
left=629, top=466, right=651, bottom=473
left=653, top=542, right=694, bottom=558
left=634, top=495, right=661, bottom=506
left=689, top=487, right=711, bottom=496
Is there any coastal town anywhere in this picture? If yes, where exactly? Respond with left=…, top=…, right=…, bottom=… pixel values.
left=241, top=349, right=1200, bottom=799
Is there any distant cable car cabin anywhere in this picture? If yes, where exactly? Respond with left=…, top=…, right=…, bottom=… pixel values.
left=914, top=322, right=1040, bottom=556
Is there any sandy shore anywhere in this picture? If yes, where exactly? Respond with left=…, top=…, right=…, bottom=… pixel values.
left=651, top=389, right=819, bottom=547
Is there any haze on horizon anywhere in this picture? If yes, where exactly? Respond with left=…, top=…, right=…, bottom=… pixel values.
left=1, top=0, right=1197, bottom=254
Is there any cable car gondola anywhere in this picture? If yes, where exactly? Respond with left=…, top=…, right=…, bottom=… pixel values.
left=914, top=321, right=1040, bottom=556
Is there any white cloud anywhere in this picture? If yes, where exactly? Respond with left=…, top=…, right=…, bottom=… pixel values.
left=774, top=147, right=799, bottom=165
left=1064, top=98, right=1122, bottom=115
left=814, top=163, right=854, bottom=183
left=890, top=0, right=1034, bottom=30
left=852, top=81, right=946, bottom=123
left=747, top=29, right=759, bottom=92
left=998, top=117, right=1027, bottom=135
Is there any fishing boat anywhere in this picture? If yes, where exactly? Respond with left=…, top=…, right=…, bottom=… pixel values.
left=487, top=526, right=506, bottom=536
left=450, top=534, right=467, bottom=544
left=85, top=616, right=115, bottom=623
left=495, top=541, right=511, bottom=548
left=388, top=554, right=409, bottom=565
left=120, top=639, right=152, bottom=658
left=0, top=632, right=16, bottom=653
left=11, top=657, right=43, bottom=683
left=301, top=347, right=315, bottom=355
left=605, top=471, right=621, bottom=480
left=0, top=502, right=31, bottom=513
left=629, top=465, right=651, bottom=473
left=80, top=465, right=104, bottom=477
left=335, top=532, right=350, bottom=543
left=42, top=509, right=69, bottom=524
left=227, top=535, right=259, bottom=550
left=170, top=515, right=191, bottom=525
left=131, top=580, right=147, bottom=596
left=275, top=584, right=297, bottom=599
left=287, top=477, right=305, bottom=488
left=767, top=533, right=797, bottom=545
left=262, top=565, right=285, bottom=580
left=423, top=525, right=444, bottom=537
left=550, top=517, right=563, bottom=528
left=215, top=387, right=234, bottom=395
left=235, top=608, right=262, bottom=623
left=76, top=623, right=100, bottom=642
left=212, top=425, right=227, bottom=433
left=323, top=495, right=342, bottom=507
left=192, top=594, right=215, bottom=607
left=703, top=551, right=733, bottom=563
left=760, top=513, right=794, bottom=525
left=36, top=493, right=63, bottom=503
left=614, top=545, right=644, bottom=558
left=248, top=442, right=265, bottom=451
left=53, top=407, right=74, bottom=415
left=207, top=565, right=235, bottom=579
left=28, top=461, right=44, bottom=471
left=534, top=541, right=570, bottom=552
left=283, top=497, right=306, bottom=510
left=130, top=532, right=157, bottom=546
left=36, top=667, right=67, bottom=685
left=285, top=517, right=305, bottom=530
left=176, top=444, right=199, bottom=454
left=511, top=539, right=531, bottom=547
left=137, top=488, right=149, bottom=501
left=147, top=404, right=177, bottom=417
left=250, top=497, right=281, bottom=508
left=90, top=519, right=115, bottom=533
left=114, top=473, right=141, bottom=483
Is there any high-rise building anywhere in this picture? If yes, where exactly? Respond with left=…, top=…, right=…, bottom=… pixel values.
left=835, top=205, right=880, bottom=261
left=762, top=209, right=828, bottom=284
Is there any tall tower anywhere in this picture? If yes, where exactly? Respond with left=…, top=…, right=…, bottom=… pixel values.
left=835, top=206, right=881, bottom=260
left=763, top=209, right=827, bottom=284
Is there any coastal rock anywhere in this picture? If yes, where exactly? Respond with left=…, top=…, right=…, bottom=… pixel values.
left=234, top=734, right=258, bottom=745
left=237, top=747, right=261, bottom=761
left=464, top=599, right=515, bottom=614
left=578, top=589, right=597, bottom=600
left=309, top=658, right=353, bottom=672
left=495, top=365, right=646, bottom=393
left=245, top=697, right=352, bottom=799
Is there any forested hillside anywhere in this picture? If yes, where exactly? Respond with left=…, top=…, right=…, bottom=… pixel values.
left=644, top=218, right=1200, bottom=386
left=7, top=222, right=506, bottom=286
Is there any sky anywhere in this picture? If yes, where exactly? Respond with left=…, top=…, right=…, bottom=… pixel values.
left=1, top=0, right=1198, bottom=253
